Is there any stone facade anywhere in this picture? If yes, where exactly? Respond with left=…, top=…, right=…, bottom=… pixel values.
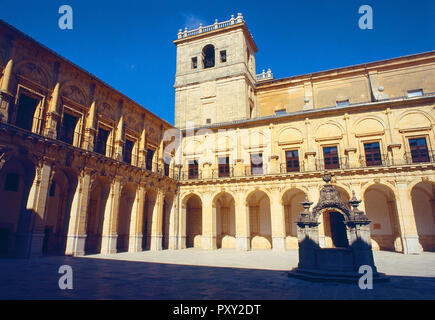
left=0, top=14, right=434, bottom=258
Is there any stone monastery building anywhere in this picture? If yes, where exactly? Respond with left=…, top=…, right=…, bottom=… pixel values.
left=0, top=14, right=434, bottom=258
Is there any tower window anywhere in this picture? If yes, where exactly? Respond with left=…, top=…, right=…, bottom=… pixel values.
left=275, top=109, right=286, bottom=116
left=220, top=50, right=227, bottom=63
left=202, top=44, right=215, bottom=69
left=191, top=57, right=197, bottom=69
left=336, top=99, right=350, bottom=107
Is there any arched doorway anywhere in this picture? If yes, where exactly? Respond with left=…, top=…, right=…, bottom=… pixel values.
left=282, top=188, right=305, bottom=249
left=117, top=183, right=136, bottom=252
left=85, top=177, right=110, bottom=254
left=202, top=44, right=215, bottom=68
left=317, top=186, right=350, bottom=248
left=43, top=169, right=77, bottom=255
left=162, top=194, right=175, bottom=250
left=183, top=194, right=202, bottom=248
left=364, top=184, right=401, bottom=251
left=213, top=192, right=236, bottom=249
left=411, top=181, right=435, bottom=251
left=142, top=189, right=157, bottom=250
left=247, top=190, right=272, bottom=250
left=0, top=157, right=35, bottom=256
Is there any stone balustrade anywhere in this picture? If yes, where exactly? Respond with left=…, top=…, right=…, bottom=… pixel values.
left=177, top=13, right=244, bottom=39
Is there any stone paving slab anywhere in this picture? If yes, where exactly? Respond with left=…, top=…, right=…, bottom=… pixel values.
left=0, top=249, right=434, bottom=300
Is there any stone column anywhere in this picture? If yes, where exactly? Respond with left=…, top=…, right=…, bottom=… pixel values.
left=179, top=201, right=187, bottom=249
left=270, top=188, right=286, bottom=251
left=0, top=57, right=14, bottom=123
left=100, top=178, right=122, bottom=254
left=25, top=159, right=52, bottom=257
left=44, top=82, right=61, bottom=139
left=150, top=189, right=164, bottom=250
left=128, top=185, right=146, bottom=252
left=168, top=198, right=179, bottom=250
left=201, top=192, right=217, bottom=250
left=269, top=124, right=280, bottom=174
left=83, top=100, right=97, bottom=151
left=114, top=115, right=124, bottom=161
left=65, top=168, right=93, bottom=256
left=395, top=181, right=422, bottom=254
left=235, top=191, right=250, bottom=250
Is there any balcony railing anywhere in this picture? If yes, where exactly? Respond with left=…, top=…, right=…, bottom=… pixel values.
left=177, top=13, right=244, bottom=39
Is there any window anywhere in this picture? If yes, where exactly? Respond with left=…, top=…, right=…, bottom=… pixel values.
left=364, top=142, right=382, bottom=166
left=251, top=153, right=263, bottom=175
left=191, top=57, right=197, bottom=69
left=49, top=181, right=56, bottom=197
left=146, top=149, right=154, bottom=170
left=188, top=160, right=199, bottom=179
left=409, top=138, right=430, bottom=163
left=323, top=146, right=339, bottom=169
left=206, top=118, right=211, bottom=124
left=164, top=157, right=171, bottom=176
left=96, top=127, right=110, bottom=156
left=202, top=45, right=215, bottom=68
left=275, top=109, right=286, bottom=116
left=124, top=138, right=135, bottom=164
left=336, top=99, right=350, bottom=107
left=4, top=173, right=19, bottom=192
left=407, top=89, right=423, bottom=97
left=285, top=150, right=300, bottom=172
left=220, top=50, right=227, bottom=63
left=59, top=112, right=79, bottom=145
left=15, top=94, right=39, bottom=131
left=218, top=157, right=230, bottom=177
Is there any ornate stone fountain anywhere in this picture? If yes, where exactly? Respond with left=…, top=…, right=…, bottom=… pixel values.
left=288, top=172, right=389, bottom=283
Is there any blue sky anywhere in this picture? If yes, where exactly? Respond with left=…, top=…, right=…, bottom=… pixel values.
left=1, top=0, right=434, bottom=124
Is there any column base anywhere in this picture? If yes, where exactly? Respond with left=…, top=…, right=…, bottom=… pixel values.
left=29, top=233, right=45, bottom=258
left=150, top=235, right=163, bottom=251
left=272, top=236, right=286, bottom=251
left=128, top=235, right=143, bottom=252
left=402, top=235, right=423, bottom=254
left=202, top=235, right=217, bottom=250
left=236, top=236, right=250, bottom=251
left=318, top=235, right=326, bottom=248
left=168, top=235, right=178, bottom=250
left=178, top=236, right=186, bottom=249
left=101, top=234, right=118, bottom=254
left=65, top=234, right=87, bottom=256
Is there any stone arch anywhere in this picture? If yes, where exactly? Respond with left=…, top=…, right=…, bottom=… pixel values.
left=213, top=191, right=236, bottom=249
left=0, top=154, right=36, bottom=256
left=202, top=44, right=215, bottom=68
left=142, top=188, right=158, bottom=250
left=117, top=182, right=137, bottom=252
left=60, top=81, right=88, bottom=106
left=411, top=181, right=435, bottom=251
left=278, top=126, right=303, bottom=145
left=85, top=176, right=111, bottom=254
left=282, top=188, right=306, bottom=249
left=182, top=193, right=202, bottom=248
left=44, top=167, right=78, bottom=255
left=363, top=183, right=401, bottom=252
left=354, top=116, right=386, bottom=136
left=397, top=110, right=433, bottom=130
left=314, top=121, right=344, bottom=140
left=162, top=192, right=176, bottom=250
left=246, top=189, right=272, bottom=249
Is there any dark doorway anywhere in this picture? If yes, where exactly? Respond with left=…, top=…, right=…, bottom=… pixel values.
left=329, top=212, right=349, bottom=248
left=0, top=227, right=10, bottom=254
left=15, top=94, right=39, bottom=131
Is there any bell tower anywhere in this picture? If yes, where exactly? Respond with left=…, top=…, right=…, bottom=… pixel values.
left=173, top=13, right=258, bottom=128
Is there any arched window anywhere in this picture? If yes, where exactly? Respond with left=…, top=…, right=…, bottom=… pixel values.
left=202, top=45, right=215, bottom=68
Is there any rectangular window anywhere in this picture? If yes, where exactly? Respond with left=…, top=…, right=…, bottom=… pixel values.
left=323, top=146, right=339, bottom=169
left=206, top=118, right=211, bottom=124
left=15, top=94, right=39, bottom=131
left=146, top=149, right=154, bottom=170
left=285, top=150, right=300, bottom=172
left=336, top=99, right=350, bottom=107
left=4, top=173, right=19, bottom=192
left=275, top=109, right=287, bottom=116
left=188, top=160, right=199, bottom=179
left=164, top=157, right=170, bottom=176
left=409, top=138, right=430, bottom=163
left=251, top=153, right=263, bottom=175
left=218, top=157, right=230, bottom=177
left=220, top=50, right=227, bottom=63
left=407, top=89, right=423, bottom=97
left=96, top=127, right=110, bottom=156
left=191, top=57, right=198, bottom=69
left=364, top=142, right=382, bottom=166
left=124, top=139, right=135, bottom=164
left=59, top=112, right=79, bottom=145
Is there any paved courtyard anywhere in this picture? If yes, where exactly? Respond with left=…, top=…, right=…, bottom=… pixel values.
left=0, top=249, right=434, bottom=299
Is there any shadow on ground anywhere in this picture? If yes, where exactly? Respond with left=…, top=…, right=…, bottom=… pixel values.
left=0, top=256, right=434, bottom=300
